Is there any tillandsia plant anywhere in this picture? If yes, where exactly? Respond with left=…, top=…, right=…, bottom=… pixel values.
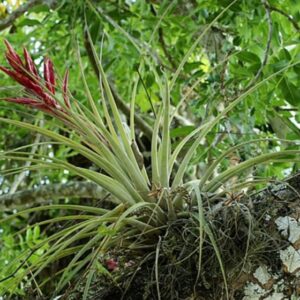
left=0, top=6, right=300, bottom=299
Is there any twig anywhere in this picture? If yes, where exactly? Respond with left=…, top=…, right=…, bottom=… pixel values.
left=276, top=108, right=298, bottom=112
left=136, top=67, right=156, bottom=118
left=248, top=0, right=273, bottom=86
left=0, top=248, right=39, bottom=283
left=158, top=27, right=177, bottom=70
left=83, top=29, right=153, bottom=140
left=220, top=50, right=234, bottom=101
left=149, top=3, right=177, bottom=70
left=0, top=0, right=56, bottom=31
left=267, top=4, right=300, bottom=32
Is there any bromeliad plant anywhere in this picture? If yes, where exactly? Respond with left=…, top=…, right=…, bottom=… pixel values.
left=0, top=27, right=300, bottom=299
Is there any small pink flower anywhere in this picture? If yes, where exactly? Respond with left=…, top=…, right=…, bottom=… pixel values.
left=106, top=258, right=118, bottom=271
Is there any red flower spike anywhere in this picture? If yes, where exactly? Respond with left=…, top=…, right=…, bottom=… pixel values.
left=0, top=41, right=70, bottom=116
left=23, top=48, right=38, bottom=77
left=43, top=93, right=58, bottom=107
left=5, top=54, right=24, bottom=74
left=0, top=67, right=52, bottom=105
left=44, top=57, right=55, bottom=94
left=3, top=97, right=53, bottom=113
left=63, top=69, right=70, bottom=108
left=4, top=97, right=40, bottom=105
left=0, top=66, right=42, bottom=93
left=4, top=40, right=23, bottom=68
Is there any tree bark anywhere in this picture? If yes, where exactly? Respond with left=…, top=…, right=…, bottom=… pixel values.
left=0, top=181, right=106, bottom=208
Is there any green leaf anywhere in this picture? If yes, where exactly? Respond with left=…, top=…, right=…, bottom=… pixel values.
left=170, top=126, right=195, bottom=138
left=236, top=51, right=261, bottom=64
left=279, top=48, right=291, bottom=61
left=29, top=4, right=50, bottom=13
left=33, top=226, right=40, bottom=241
left=18, top=18, right=41, bottom=27
left=280, top=77, right=300, bottom=106
left=26, top=228, right=32, bottom=243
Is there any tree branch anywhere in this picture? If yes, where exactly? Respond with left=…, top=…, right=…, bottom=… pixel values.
left=247, top=0, right=273, bottom=87
left=0, top=0, right=56, bottom=31
left=9, top=123, right=43, bottom=195
left=0, top=181, right=106, bottom=208
left=149, top=3, right=177, bottom=71
left=83, top=29, right=153, bottom=140
left=266, top=4, right=300, bottom=32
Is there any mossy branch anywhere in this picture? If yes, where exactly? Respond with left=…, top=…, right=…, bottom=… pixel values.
left=0, top=181, right=106, bottom=208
